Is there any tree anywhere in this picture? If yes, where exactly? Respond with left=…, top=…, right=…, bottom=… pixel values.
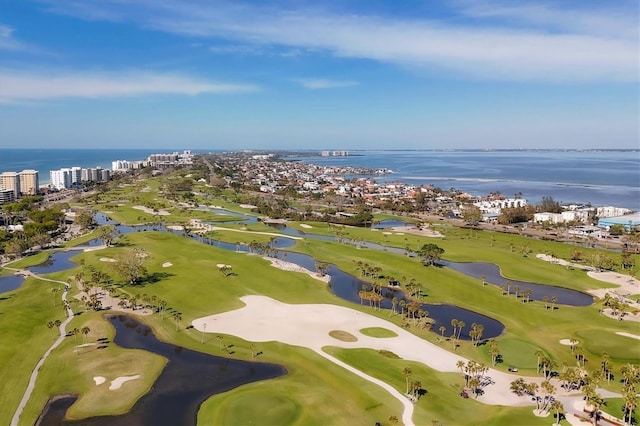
left=81, top=326, right=91, bottom=344
left=417, top=243, right=444, bottom=266
left=550, top=399, right=564, bottom=425
left=439, top=325, right=446, bottom=340
left=462, top=205, right=483, bottom=225
left=539, top=196, right=562, bottom=213
left=71, top=328, right=80, bottom=355
left=488, top=340, right=500, bottom=366
left=173, top=311, right=182, bottom=331
left=114, top=248, right=148, bottom=284
left=98, top=224, right=120, bottom=247
left=314, top=262, right=330, bottom=277
left=402, top=367, right=413, bottom=394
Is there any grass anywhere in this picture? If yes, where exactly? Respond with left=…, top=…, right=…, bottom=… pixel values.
left=329, top=330, right=358, bottom=342
left=360, top=327, right=398, bottom=338
left=2, top=185, right=639, bottom=425
left=324, top=347, right=550, bottom=426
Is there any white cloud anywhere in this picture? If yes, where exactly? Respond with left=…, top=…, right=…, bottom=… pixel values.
left=0, top=69, right=259, bottom=103
left=0, top=24, right=26, bottom=51
left=293, top=78, right=358, bottom=90
left=38, top=1, right=639, bottom=82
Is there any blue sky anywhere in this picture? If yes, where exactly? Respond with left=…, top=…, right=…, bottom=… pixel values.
left=1, top=0, right=638, bottom=150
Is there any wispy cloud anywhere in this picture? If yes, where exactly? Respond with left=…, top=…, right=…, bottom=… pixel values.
left=0, top=69, right=259, bottom=103
left=40, top=0, right=639, bottom=82
left=0, top=24, right=27, bottom=51
left=293, top=78, right=358, bottom=90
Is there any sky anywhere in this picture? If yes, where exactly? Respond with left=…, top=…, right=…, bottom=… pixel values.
left=0, top=0, right=638, bottom=150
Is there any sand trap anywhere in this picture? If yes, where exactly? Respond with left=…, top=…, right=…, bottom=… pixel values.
left=100, top=257, right=117, bottom=262
left=239, top=204, right=257, bottom=209
left=193, top=295, right=543, bottom=411
left=132, top=205, right=170, bottom=216
left=382, top=232, right=392, bottom=235
left=216, top=264, right=231, bottom=268
left=616, top=332, right=640, bottom=340
left=162, top=262, right=173, bottom=268
left=109, top=375, right=141, bottom=390
left=559, top=339, right=578, bottom=346
left=300, top=224, right=313, bottom=229
left=166, top=225, right=184, bottom=231
left=267, top=257, right=330, bottom=283
left=394, top=232, right=405, bottom=235
left=389, top=226, right=444, bottom=238
left=93, top=376, right=106, bottom=385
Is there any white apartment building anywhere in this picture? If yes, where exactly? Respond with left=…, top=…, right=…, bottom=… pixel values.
left=0, top=172, right=20, bottom=198
left=597, top=206, right=632, bottom=218
left=50, top=168, right=72, bottom=190
left=18, top=169, right=39, bottom=195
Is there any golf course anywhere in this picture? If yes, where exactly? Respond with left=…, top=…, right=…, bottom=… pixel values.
left=1, top=172, right=639, bottom=426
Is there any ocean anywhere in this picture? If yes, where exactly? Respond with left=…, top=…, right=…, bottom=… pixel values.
left=0, top=149, right=638, bottom=210
left=289, top=150, right=640, bottom=211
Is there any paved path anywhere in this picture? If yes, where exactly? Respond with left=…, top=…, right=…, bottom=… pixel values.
left=10, top=274, right=74, bottom=426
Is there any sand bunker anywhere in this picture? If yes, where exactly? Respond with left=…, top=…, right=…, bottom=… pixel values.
left=132, top=205, right=170, bottom=216
left=559, top=339, right=578, bottom=346
left=616, top=332, right=640, bottom=340
left=93, top=376, right=106, bottom=385
left=166, top=225, right=184, bottom=231
left=216, top=264, right=231, bottom=268
left=239, top=204, right=257, bottom=209
left=109, top=375, right=141, bottom=390
left=300, top=224, right=313, bottom=229
left=100, top=257, right=117, bottom=262
left=162, top=262, right=173, bottom=268
left=267, top=257, right=330, bottom=283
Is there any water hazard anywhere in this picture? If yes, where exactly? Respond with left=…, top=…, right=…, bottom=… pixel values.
left=37, top=315, right=285, bottom=426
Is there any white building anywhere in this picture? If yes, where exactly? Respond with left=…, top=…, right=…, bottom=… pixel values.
left=50, top=168, right=72, bottom=190
left=597, top=206, right=632, bottom=218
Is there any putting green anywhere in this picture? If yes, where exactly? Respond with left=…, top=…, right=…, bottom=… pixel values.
left=359, top=327, right=398, bottom=338
left=496, top=338, right=545, bottom=369
left=329, top=330, right=358, bottom=342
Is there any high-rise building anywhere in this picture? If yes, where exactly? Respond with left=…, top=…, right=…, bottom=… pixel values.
left=50, top=168, right=72, bottom=190
left=0, top=172, right=20, bottom=198
left=18, top=169, right=39, bottom=195
left=70, top=167, right=82, bottom=185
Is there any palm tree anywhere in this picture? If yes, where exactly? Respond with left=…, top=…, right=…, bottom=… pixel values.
left=450, top=318, right=459, bottom=338
left=402, top=367, right=412, bottom=394
left=439, top=326, right=446, bottom=341
left=480, top=275, right=487, bottom=286
left=534, top=349, right=546, bottom=375
left=543, top=296, right=550, bottom=310
left=550, top=400, right=564, bottom=425
left=173, top=312, right=182, bottom=331
left=551, top=296, right=558, bottom=311
left=456, top=320, right=466, bottom=340
left=51, top=287, right=60, bottom=307
left=81, top=326, right=91, bottom=344
left=216, top=335, right=224, bottom=351
left=71, top=328, right=80, bottom=355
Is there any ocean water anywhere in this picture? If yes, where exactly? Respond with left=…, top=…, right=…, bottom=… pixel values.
left=0, top=149, right=638, bottom=210
left=290, top=150, right=640, bottom=210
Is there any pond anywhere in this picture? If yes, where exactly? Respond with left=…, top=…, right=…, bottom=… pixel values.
left=37, top=315, right=285, bottom=426
left=441, top=261, right=594, bottom=306
left=282, top=251, right=506, bottom=340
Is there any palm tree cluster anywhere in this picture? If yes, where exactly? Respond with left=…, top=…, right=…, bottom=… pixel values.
left=534, top=349, right=558, bottom=378
left=457, top=360, right=489, bottom=398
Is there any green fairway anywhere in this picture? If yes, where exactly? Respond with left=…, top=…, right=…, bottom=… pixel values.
left=2, top=175, right=638, bottom=426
